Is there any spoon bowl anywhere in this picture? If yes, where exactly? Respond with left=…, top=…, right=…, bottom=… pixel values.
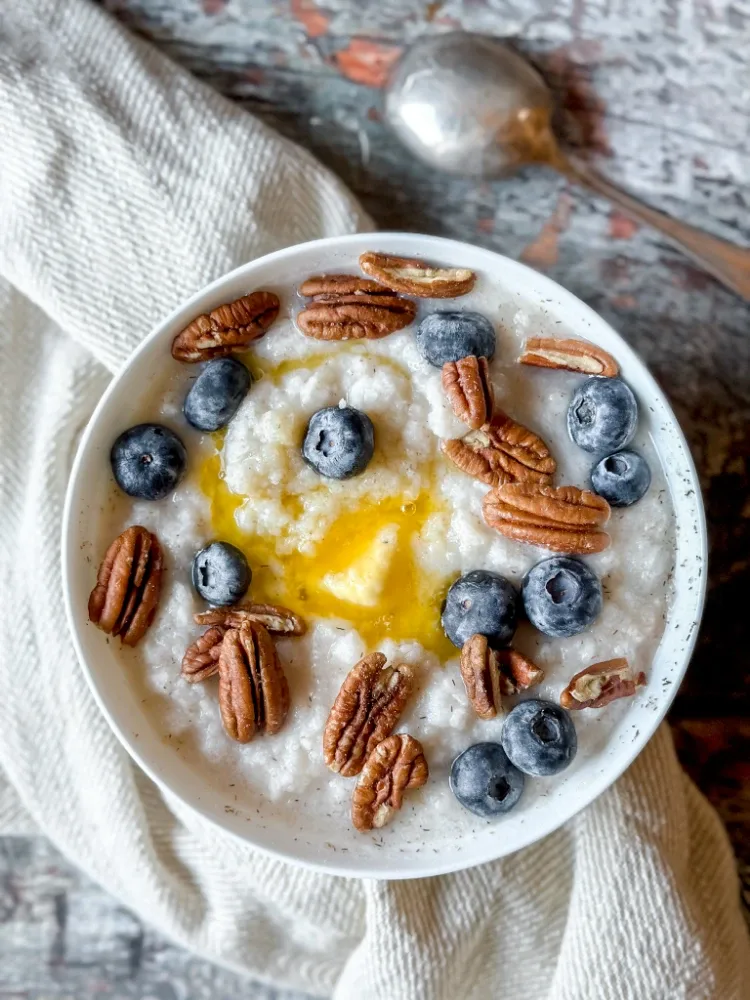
left=385, top=32, right=750, bottom=300
left=385, top=33, right=560, bottom=178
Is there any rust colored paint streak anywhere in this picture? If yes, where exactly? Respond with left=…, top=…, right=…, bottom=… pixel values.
left=476, top=216, right=495, bottom=234
left=611, top=294, right=637, bottom=310
left=244, top=68, right=266, bottom=85
left=537, top=43, right=611, bottom=158
left=436, top=15, right=462, bottom=28
left=201, top=0, right=226, bottom=12
left=334, top=40, right=403, bottom=88
left=609, top=211, right=639, bottom=239
left=520, top=192, right=573, bottom=269
left=291, top=0, right=330, bottom=38
left=668, top=261, right=715, bottom=292
left=424, top=1, right=444, bottom=21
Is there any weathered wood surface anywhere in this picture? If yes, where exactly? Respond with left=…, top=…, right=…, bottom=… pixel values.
left=0, top=834, right=311, bottom=999
left=2, top=0, right=749, bottom=993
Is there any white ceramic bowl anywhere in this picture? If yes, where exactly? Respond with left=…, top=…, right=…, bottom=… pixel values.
left=62, top=233, right=706, bottom=879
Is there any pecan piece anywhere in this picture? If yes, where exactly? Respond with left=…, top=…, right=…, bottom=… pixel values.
left=172, top=291, right=280, bottom=362
left=218, top=622, right=290, bottom=742
left=460, top=636, right=544, bottom=717
left=442, top=356, right=494, bottom=430
left=352, top=734, right=429, bottom=832
left=88, top=525, right=163, bottom=646
left=483, top=483, right=611, bottom=554
left=297, top=292, right=416, bottom=341
left=181, top=626, right=226, bottom=683
left=496, top=648, right=545, bottom=696
left=324, top=653, right=413, bottom=777
left=195, top=602, right=306, bottom=636
left=359, top=251, right=475, bottom=298
left=561, top=658, right=646, bottom=710
left=459, top=634, right=503, bottom=719
left=520, top=337, right=619, bottom=378
left=442, top=409, right=556, bottom=487
left=299, top=274, right=392, bottom=297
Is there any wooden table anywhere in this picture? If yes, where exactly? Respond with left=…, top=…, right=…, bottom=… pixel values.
left=2, top=1, right=748, bottom=995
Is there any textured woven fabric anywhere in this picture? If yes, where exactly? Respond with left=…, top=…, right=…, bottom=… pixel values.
left=0, top=3, right=748, bottom=997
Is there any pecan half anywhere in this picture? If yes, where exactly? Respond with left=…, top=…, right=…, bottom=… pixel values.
left=442, top=356, right=494, bottom=430
left=560, top=658, right=646, bottom=710
left=442, top=409, right=556, bottom=487
left=88, top=526, right=163, bottom=646
left=520, top=337, right=619, bottom=378
left=297, top=292, right=415, bottom=341
left=359, top=251, right=475, bottom=298
left=299, top=274, right=391, bottom=297
left=218, top=622, right=290, bottom=742
left=459, top=634, right=503, bottom=719
left=181, top=626, right=226, bottom=683
left=483, top=483, right=611, bottom=554
left=172, top=291, right=280, bottom=362
left=496, top=648, right=545, bottom=696
left=323, top=653, right=413, bottom=777
left=352, top=734, right=429, bottom=832
left=195, top=602, right=306, bottom=636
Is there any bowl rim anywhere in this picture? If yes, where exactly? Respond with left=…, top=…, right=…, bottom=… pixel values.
left=62, top=232, right=708, bottom=879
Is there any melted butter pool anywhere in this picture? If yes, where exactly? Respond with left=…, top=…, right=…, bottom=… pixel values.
left=198, top=353, right=456, bottom=658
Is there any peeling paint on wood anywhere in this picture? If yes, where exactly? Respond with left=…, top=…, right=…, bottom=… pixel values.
left=608, top=211, right=639, bottom=240
left=521, top=190, right=574, bottom=268
left=0, top=836, right=313, bottom=998
left=291, top=0, right=330, bottom=39
left=333, top=39, right=403, bottom=87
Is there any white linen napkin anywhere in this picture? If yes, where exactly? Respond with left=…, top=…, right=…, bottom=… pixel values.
left=0, top=2, right=748, bottom=997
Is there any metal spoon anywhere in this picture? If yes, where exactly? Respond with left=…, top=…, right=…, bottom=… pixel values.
left=385, top=33, right=750, bottom=300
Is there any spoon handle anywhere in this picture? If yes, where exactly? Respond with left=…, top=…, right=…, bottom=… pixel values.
left=564, top=157, right=750, bottom=300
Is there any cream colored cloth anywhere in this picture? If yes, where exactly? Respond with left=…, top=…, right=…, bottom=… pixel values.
left=0, top=3, right=748, bottom=997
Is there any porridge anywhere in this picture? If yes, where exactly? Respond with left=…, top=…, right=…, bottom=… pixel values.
left=87, top=251, right=675, bottom=852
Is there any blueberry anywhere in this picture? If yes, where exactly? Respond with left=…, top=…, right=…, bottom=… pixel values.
left=441, top=570, right=518, bottom=649
left=302, top=406, right=374, bottom=479
left=502, top=700, right=577, bottom=776
left=192, top=541, right=251, bottom=606
left=183, top=358, right=251, bottom=432
left=567, top=377, right=638, bottom=454
left=111, top=423, right=187, bottom=500
left=450, top=743, right=525, bottom=817
left=522, top=556, right=602, bottom=638
left=415, top=312, right=496, bottom=368
left=591, top=449, right=651, bottom=507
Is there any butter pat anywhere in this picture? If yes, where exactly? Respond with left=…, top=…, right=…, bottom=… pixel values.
left=321, top=524, right=399, bottom=607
